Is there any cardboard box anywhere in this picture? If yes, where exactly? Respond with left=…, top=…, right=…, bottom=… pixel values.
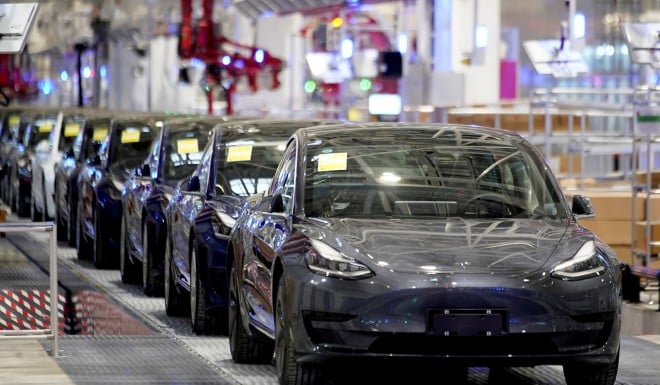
left=647, top=195, right=660, bottom=221
left=558, top=154, right=582, bottom=174
left=565, top=190, right=645, bottom=221
left=559, top=178, right=597, bottom=189
left=610, top=245, right=634, bottom=266
left=634, top=170, right=660, bottom=189
left=635, top=221, right=660, bottom=256
left=446, top=112, right=588, bottom=133
left=579, top=219, right=632, bottom=245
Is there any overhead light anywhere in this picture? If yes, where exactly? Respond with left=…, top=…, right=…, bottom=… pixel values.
left=475, top=25, right=488, bottom=48
left=341, top=39, right=353, bottom=59
left=573, top=13, right=586, bottom=39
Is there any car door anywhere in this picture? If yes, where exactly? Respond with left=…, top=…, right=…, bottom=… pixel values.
left=126, top=130, right=162, bottom=260
left=243, top=143, right=296, bottom=329
left=171, top=137, right=214, bottom=287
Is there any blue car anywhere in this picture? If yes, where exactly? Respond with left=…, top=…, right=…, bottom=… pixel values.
left=165, top=119, right=337, bottom=335
left=120, top=115, right=239, bottom=295
left=54, top=112, right=114, bottom=246
left=77, top=113, right=173, bottom=268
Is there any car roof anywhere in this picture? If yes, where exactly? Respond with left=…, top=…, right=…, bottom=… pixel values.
left=297, top=122, right=526, bottom=142
left=217, top=118, right=340, bottom=131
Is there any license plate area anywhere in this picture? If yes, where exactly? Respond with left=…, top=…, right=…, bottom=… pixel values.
left=428, top=309, right=507, bottom=337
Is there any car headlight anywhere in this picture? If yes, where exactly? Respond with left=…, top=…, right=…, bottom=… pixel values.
left=306, top=239, right=373, bottom=280
left=551, top=241, right=605, bottom=281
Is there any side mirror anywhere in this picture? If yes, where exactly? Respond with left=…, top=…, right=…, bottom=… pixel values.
left=187, top=175, right=200, bottom=192
left=572, top=195, right=595, bottom=219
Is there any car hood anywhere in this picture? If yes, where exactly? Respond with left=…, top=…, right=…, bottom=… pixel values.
left=300, top=217, right=573, bottom=275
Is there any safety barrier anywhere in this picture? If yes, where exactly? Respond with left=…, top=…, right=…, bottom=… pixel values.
left=0, top=222, right=58, bottom=357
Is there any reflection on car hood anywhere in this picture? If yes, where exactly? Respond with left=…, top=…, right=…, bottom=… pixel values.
left=303, top=218, right=571, bottom=275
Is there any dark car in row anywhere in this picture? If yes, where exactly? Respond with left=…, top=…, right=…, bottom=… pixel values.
left=77, top=113, right=178, bottom=268
left=54, top=112, right=115, bottom=245
left=163, top=119, right=337, bottom=335
left=227, top=122, right=622, bottom=385
left=119, top=115, right=233, bottom=294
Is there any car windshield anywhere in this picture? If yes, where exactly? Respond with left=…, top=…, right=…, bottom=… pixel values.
left=303, top=128, right=567, bottom=220
left=215, top=139, right=287, bottom=197
left=28, top=117, right=58, bottom=148
left=163, top=123, right=213, bottom=181
left=58, top=115, right=86, bottom=151
left=109, top=122, right=158, bottom=172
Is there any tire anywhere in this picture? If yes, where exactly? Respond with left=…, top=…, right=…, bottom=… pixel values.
left=67, top=199, right=77, bottom=248
left=42, top=182, right=52, bottom=222
left=120, top=217, right=141, bottom=284
left=190, top=244, right=210, bottom=335
left=228, top=262, right=274, bottom=364
left=16, top=182, right=31, bottom=218
left=76, top=205, right=92, bottom=261
left=564, top=349, right=619, bottom=385
left=31, top=196, right=43, bottom=222
left=164, top=236, right=188, bottom=316
left=93, top=211, right=112, bottom=269
left=56, top=211, right=67, bottom=241
left=55, top=187, right=67, bottom=242
left=276, top=278, right=321, bottom=385
left=142, top=223, right=163, bottom=297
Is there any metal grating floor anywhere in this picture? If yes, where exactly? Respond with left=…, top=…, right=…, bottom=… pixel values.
left=45, top=335, right=236, bottom=385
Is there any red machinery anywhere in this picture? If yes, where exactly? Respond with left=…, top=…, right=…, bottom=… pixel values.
left=179, top=0, right=284, bottom=115
left=0, top=53, right=38, bottom=105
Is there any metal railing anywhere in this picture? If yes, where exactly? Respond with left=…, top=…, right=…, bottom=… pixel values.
left=0, top=222, right=58, bottom=358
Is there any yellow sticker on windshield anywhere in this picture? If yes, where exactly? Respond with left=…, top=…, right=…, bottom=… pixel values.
left=64, top=122, right=81, bottom=137
left=8, top=115, right=19, bottom=127
left=317, top=152, right=347, bottom=172
left=177, top=138, right=199, bottom=154
left=121, top=129, right=140, bottom=143
left=93, top=127, right=108, bottom=141
left=227, top=145, right=252, bottom=162
left=38, top=123, right=54, bottom=133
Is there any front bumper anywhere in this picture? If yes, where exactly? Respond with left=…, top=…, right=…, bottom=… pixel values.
left=282, top=266, right=621, bottom=367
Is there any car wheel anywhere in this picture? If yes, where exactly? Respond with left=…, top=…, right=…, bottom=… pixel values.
left=42, top=182, right=52, bottom=222
left=93, top=211, right=111, bottom=269
left=228, top=262, right=274, bottom=364
left=564, top=349, right=619, bottom=385
left=16, top=181, right=30, bottom=218
left=67, top=199, right=77, bottom=248
left=31, top=196, right=43, bottom=222
left=76, top=205, right=92, bottom=260
left=142, top=223, right=163, bottom=297
left=120, top=217, right=141, bottom=284
left=190, top=244, right=209, bottom=335
left=55, top=187, right=66, bottom=242
left=276, top=278, right=321, bottom=385
left=164, top=236, right=188, bottom=316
